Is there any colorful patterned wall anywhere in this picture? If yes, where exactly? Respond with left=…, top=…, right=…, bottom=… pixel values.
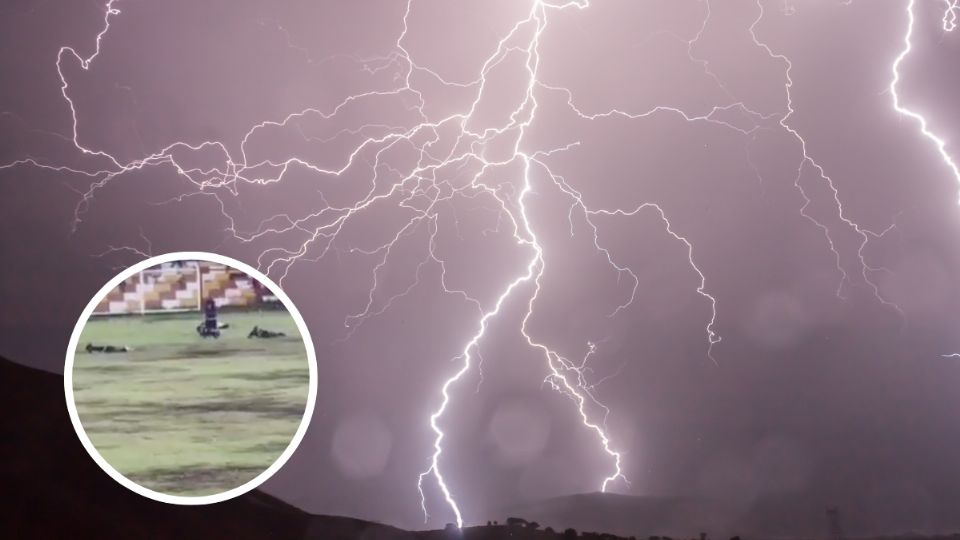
left=92, top=262, right=279, bottom=315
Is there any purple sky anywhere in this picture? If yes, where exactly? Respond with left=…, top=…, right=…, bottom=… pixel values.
left=3, top=0, right=960, bottom=534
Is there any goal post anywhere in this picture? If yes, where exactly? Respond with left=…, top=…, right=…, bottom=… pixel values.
left=91, top=263, right=203, bottom=316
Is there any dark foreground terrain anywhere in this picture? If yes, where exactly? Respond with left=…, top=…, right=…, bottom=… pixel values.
left=2, top=357, right=958, bottom=540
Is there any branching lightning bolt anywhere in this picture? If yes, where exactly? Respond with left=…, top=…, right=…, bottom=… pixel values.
left=891, top=0, right=960, bottom=190
left=6, top=0, right=957, bottom=529
left=0, top=0, right=769, bottom=527
left=887, top=0, right=960, bottom=359
left=749, top=0, right=903, bottom=315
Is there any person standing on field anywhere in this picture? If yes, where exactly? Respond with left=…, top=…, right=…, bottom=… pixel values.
left=197, top=297, right=221, bottom=338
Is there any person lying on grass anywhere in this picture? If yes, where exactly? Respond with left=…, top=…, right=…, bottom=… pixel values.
left=85, top=343, right=132, bottom=353
left=248, top=326, right=286, bottom=338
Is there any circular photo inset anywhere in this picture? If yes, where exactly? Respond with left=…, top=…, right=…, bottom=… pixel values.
left=65, top=252, right=316, bottom=504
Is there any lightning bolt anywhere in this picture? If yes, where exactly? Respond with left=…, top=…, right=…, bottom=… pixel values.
left=6, top=0, right=956, bottom=529
left=749, top=0, right=903, bottom=314
left=890, top=0, right=959, bottom=360
left=414, top=3, right=632, bottom=525
left=891, top=0, right=960, bottom=191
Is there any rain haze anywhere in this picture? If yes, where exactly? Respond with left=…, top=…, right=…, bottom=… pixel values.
left=2, top=0, right=960, bottom=536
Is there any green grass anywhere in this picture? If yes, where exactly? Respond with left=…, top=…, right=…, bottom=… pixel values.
left=71, top=310, right=310, bottom=497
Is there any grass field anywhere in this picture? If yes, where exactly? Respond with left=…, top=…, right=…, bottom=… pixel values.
left=71, top=310, right=310, bottom=497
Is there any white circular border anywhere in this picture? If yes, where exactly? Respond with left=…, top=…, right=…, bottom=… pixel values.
left=64, top=251, right=318, bottom=505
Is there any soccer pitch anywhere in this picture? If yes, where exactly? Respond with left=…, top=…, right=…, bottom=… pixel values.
left=71, top=310, right=310, bottom=497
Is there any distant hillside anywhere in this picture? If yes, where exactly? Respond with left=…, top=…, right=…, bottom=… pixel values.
left=493, top=491, right=960, bottom=540
left=494, top=492, right=717, bottom=538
